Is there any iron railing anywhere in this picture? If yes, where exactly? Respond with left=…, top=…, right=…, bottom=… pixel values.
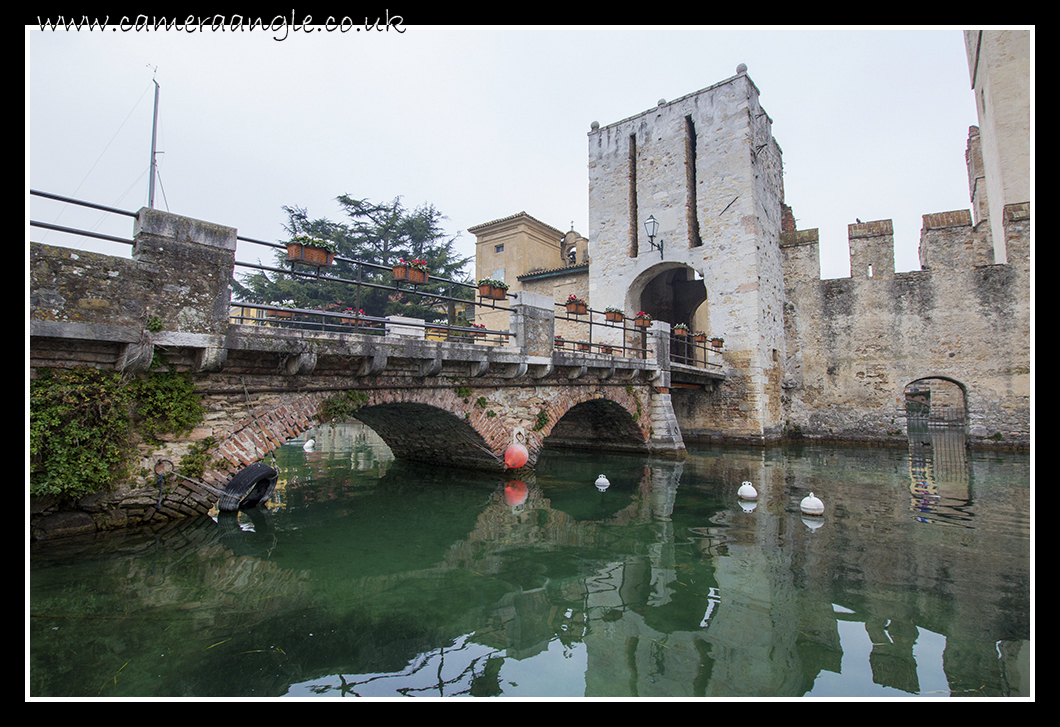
left=29, top=189, right=138, bottom=246
left=904, top=403, right=967, bottom=427
left=229, top=234, right=512, bottom=343
left=30, top=191, right=720, bottom=369
left=552, top=303, right=721, bottom=371
left=669, top=332, right=723, bottom=370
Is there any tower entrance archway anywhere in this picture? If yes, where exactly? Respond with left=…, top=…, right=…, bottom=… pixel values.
left=628, top=263, right=708, bottom=332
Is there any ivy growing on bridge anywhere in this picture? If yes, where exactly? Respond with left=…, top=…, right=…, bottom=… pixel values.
left=30, top=367, right=206, bottom=500
left=30, top=369, right=136, bottom=499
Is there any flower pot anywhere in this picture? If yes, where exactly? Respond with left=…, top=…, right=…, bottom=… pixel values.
left=287, top=242, right=335, bottom=267
left=576, top=343, right=591, bottom=352
left=600, top=346, right=614, bottom=355
left=605, top=311, right=624, bottom=323
left=478, top=284, right=506, bottom=300
left=634, top=318, right=650, bottom=328
left=674, top=329, right=689, bottom=338
left=555, top=340, right=565, bottom=348
left=394, top=265, right=429, bottom=284
left=694, top=333, right=707, bottom=343
left=711, top=339, right=723, bottom=349
left=566, top=302, right=587, bottom=315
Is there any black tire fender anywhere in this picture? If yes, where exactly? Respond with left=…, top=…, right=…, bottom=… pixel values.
left=218, top=463, right=278, bottom=513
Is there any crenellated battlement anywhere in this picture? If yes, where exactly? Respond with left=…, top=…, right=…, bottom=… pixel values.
left=781, top=199, right=1029, bottom=285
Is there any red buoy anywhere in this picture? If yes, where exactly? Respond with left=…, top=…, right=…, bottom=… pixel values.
left=504, top=442, right=529, bottom=469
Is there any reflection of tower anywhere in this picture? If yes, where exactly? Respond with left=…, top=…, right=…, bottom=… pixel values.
left=866, top=618, right=921, bottom=693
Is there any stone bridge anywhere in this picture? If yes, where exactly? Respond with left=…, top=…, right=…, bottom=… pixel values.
left=30, top=206, right=724, bottom=533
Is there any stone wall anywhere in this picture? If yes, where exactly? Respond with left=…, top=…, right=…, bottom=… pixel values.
left=30, top=207, right=237, bottom=375
left=780, top=204, right=1030, bottom=446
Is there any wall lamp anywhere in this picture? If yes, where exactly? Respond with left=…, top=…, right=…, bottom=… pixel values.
left=644, top=215, right=663, bottom=258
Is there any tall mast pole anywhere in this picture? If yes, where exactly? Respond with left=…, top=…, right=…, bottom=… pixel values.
left=148, top=77, right=159, bottom=209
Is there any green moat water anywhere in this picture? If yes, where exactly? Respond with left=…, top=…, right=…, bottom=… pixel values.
left=29, top=424, right=1031, bottom=698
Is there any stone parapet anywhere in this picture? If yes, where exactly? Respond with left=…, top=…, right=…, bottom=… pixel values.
left=922, top=209, right=973, bottom=229
left=848, top=219, right=893, bottom=238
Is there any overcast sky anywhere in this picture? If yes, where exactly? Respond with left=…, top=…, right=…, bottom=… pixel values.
left=28, top=24, right=1000, bottom=280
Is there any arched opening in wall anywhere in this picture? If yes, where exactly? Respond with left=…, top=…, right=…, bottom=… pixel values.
left=628, top=265, right=709, bottom=362
left=542, top=399, right=648, bottom=454
left=904, top=377, right=968, bottom=456
left=904, top=377, right=967, bottom=429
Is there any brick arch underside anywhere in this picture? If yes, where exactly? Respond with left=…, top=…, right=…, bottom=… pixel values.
left=205, top=390, right=505, bottom=486
left=352, top=403, right=502, bottom=470
left=205, top=386, right=652, bottom=488
left=541, top=397, right=650, bottom=455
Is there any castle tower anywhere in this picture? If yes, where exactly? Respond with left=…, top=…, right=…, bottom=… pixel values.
left=963, top=30, right=1031, bottom=264
left=587, top=64, right=787, bottom=441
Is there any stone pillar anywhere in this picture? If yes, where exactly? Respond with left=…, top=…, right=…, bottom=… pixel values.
left=132, top=207, right=237, bottom=336
left=647, top=390, right=686, bottom=457
left=646, top=320, right=671, bottom=386
left=644, top=321, right=684, bottom=456
left=509, top=290, right=555, bottom=356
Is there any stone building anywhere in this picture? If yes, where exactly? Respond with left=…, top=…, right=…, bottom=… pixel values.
left=469, top=31, right=1030, bottom=447
left=469, top=212, right=590, bottom=342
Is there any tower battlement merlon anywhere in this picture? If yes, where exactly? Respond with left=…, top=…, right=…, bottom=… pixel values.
left=922, top=210, right=973, bottom=230
left=847, top=219, right=893, bottom=239
left=846, top=219, right=895, bottom=280
left=917, top=209, right=977, bottom=271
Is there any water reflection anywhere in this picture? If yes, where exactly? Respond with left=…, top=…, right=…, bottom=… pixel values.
left=29, top=426, right=1030, bottom=698
left=907, top=423, right=973, bottom=527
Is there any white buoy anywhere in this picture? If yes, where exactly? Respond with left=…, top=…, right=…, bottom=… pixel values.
left=595, top=474, right=611, bottom=492
left=800, top=492, right=824, bottom=516
left=737, top=481, right=757, bottom=500
left=303, top=438, right=315, bottom=451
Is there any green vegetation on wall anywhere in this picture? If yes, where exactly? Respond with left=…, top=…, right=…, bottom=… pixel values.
left=129, top=371, right=204, bottom=441
left=30, top=369, right=135, bottom=499
left=30, top=367, right=206, bottom=500
left=318, top=389, right=370, bottom=424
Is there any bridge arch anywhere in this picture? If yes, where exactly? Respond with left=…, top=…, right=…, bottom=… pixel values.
left=530, top=385, right=651, bottom=456
left=351, top=402, right=500, bottom=470
left=542, top=397, right=649, bottom=454
left=202, top=383, right=656, bottom=490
